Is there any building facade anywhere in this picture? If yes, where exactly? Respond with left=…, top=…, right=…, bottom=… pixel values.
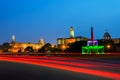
left=102, top=31, right=120, bottom=52
left=10, top=35, right=44, bottom=53
left=57, top=27, right=88, bottom=50
left=103, top=31, right=120, bottom=44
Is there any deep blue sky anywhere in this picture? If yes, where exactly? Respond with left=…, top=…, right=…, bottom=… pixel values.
left=0, top=0, right=120, bottom=44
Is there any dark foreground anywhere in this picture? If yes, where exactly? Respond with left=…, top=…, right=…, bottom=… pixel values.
left=0, top=61, right=111, bottom=80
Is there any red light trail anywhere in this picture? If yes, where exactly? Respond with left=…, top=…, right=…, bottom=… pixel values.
left=0, top=55, right=120, bottom=80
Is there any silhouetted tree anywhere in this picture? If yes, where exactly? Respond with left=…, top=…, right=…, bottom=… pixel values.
left=18, top=49, right=22, bottom=53
left=65, top=41, right=87, bottom=53
left=25, top=46, right=34, bottom=53
left=1, top=42, right=11, bottom=52
left=38, top=43, right=52, bottom=52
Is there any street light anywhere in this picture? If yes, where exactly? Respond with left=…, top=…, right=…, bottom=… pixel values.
left=107, top=44, right=111, bottom=49
left=62, top=45, right=66, bottom=50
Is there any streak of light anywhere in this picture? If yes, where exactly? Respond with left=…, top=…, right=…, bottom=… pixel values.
left=0, top=56, right=120, bottom=80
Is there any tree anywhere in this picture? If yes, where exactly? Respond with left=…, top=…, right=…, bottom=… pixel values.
left=18, top=49, right=22, bottom=53
left=1, top=42, right=11, bottom=52
left=25, top=46, right=34, bottom=53
left=65, top=41, right=87, bottom=53
left=38, top=43, right=52, bottom=52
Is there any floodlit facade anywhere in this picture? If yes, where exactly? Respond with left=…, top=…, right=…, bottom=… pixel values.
left=57, top=27, right=88, bottom=50
left=112, top=38, right=120, bottom=44
left=10, top=36, right=44, bottom=53
left=103, top=31, right=120, bottom=44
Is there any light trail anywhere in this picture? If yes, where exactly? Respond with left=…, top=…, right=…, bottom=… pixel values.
left=0, top=55, right=120, bottom=73
left=0, top=56, right=120, bottom=80
left=1, top=55, right=119, bottom=69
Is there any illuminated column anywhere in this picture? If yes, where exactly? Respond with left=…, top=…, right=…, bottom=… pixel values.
left=70, top=27, right=74, bottom=38
left=12, top=35, right=15, bottom=43
left=91, top=27, right=94, bottom=41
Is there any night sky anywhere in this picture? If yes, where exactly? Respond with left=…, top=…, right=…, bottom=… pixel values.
left=0, top=0, right=120, bottom=44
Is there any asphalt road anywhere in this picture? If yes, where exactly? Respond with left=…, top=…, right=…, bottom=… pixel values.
left=0, top=61, right=112, bottom=80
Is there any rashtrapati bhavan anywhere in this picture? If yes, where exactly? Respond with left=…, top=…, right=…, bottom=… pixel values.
left=10, top=35, right=44, bottom=53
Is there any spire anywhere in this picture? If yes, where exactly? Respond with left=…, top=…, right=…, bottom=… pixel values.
left=70, top=26, right=74, bottom=38
left=91, top=27, right=94, bottom=41
left=11, top=35, right=15, bottom=43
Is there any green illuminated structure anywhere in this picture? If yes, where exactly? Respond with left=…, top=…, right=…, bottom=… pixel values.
left=82, top=46, right=104, bottom=54
left=82, top=27, right=104, bottom=54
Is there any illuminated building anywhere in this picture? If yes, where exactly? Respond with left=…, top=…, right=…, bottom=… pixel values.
left=10, top=35, right=44, bottom=53
left=112, top=38, right=120, bottom=44
left=57, top=27, right=88, bottom=50
left=112, top=38, right=120, bottom=52
left=103, top=31, right=120, bottom=44
left=102, top=31, right=119, bottom=52
left=103, top=31, right=111, bottom=40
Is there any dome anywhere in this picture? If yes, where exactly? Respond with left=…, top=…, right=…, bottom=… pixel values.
left=103, top=31, right=111, bottom=39
left=39, top=38, right=44, bottom=45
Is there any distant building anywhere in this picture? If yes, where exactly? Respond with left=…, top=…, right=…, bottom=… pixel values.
left=103, top=31, right=111, bottom=40
left=103, top=31, right=120, bottom=44
left=102, top=31, right=120, bottom=52
left=10, top=35, right=44, bottom=53
left=57, top=27, right=88, bottom=50
left=112, top=38, right=120, bottom=44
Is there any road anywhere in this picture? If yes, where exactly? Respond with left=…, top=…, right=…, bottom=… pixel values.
left=0, top=55, right=120, bottom=80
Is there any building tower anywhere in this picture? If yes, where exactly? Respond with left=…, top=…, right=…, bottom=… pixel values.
left=103, top=30, right=111, bottom=40
left=39, top=38, right=45, bottom=45
left=70, top=27, right=74, bottom=38
left=11, top=35, right=15, bottom=43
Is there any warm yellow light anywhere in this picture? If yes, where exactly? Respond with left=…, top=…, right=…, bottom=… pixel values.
left=107, top=45, right=111, bottom=49
left=51, top=45, right=55, bottom=48
left=62, top=45, right=66, bottom=50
